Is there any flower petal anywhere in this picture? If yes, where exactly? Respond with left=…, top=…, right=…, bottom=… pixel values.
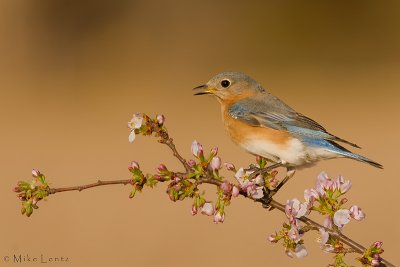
left=128, top=131, right=136, bottom=143
left=333, top=209, right=351, bottom=228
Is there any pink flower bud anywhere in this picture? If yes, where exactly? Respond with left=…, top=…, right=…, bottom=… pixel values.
left=201, top=202, right=215, bottom=216
left=187, top=159, right=196, bottom=168
left=128, top=161, right=140, bottom=171
left=232, top=186, right=240, bottom=197
left=213, top=212, right=225, bottom=224
left=223, top=162, right=235, bottom=171
left=153, top=175, right=163, bottom=181
left=156, top=163, right=168, bottom=174
left=371, top=254, right=381, bottom=266
left=210, top=147, right=218, bottom=157
left=191, top=140, right=204, bottom=158
left=350, top=205, right=365, bottom=221
left=268, top=233, right=278, bottom=243
left=32, top=198, right=38, bottom=205
left=220, top=181, right=233, bottom=195
left=156, top=114, right=165, bottom=125
left=191, top=205, right=198, bottom=216
left=373, top=241, right=383, bottom=249
left=13, top=186, right=21, bottom=193
left=32, top=169, right=41, bottom=177
left=210, top=156, right=222, bottom=170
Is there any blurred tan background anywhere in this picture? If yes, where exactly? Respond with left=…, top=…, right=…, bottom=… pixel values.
left=1, top=1, right=399, bottom=266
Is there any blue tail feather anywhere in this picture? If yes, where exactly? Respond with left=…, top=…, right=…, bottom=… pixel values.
left=303, top=138, right=383, bottom=169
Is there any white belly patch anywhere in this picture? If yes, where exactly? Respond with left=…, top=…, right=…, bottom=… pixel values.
left=240, top=137, right=338, bottom=167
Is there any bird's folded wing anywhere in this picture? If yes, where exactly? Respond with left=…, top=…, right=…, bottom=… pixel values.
left=228, top=98, right=360, bottom=148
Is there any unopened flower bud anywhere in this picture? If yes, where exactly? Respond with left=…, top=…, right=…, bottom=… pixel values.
left=371, top=254, right=381, bottom=266
left=340, top=198, right=348, bottom=205
left=156, top=114, right=165, bottom=125
left=153, top=175, right=163, bottom=181
left=156, top=163, right=168, bottom=174
left=32, top=169, right=41, bottom=177
left=213, top=212, right=225, bottom=224
left=210, top=147, right=218, bottom=157
left=373, top=241, right=383, bottom=249
left=350, top=205, right=365, bottom=221
left=191, top=205, right=198, bottom=216
left=210, top=156, right=222, bottom=170
left=187, top=159, right=196, bottom=168
left=201, top=202, right=215, bottom=216
left=268, top=234, right=278, bottom=243
left=224, top=162, right=235, bottom=171
left=220, top=181, right=233, bottom=195
left=13, top=186, right=21, bottom=193
left=232, top=186, right=240, bottom=197
left=128, top=161, right=140, bottom=171
left=191, top=140, right=204, bottom=158
left=32, top=198, right=38, bottom=205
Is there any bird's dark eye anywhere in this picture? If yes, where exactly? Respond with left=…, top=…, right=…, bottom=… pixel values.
left=221, top=79, right=230, bottom=88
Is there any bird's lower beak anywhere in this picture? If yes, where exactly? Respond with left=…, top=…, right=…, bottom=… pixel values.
left=193, top=84, right=214, bottom=95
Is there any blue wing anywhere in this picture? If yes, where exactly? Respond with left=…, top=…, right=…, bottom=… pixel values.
left=228, top=97, right=361, bottom=148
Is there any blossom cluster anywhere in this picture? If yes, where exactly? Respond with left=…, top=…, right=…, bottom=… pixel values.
left=267, top=171, right=385, bottom=266
left=13, top=169, right=49, bottom=217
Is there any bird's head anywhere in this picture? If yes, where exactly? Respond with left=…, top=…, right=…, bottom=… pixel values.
left=193, top=71, right=265, bottom=102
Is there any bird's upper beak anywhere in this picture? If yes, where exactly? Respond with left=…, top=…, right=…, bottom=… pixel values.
left=193, top=84, right=216, bottom=95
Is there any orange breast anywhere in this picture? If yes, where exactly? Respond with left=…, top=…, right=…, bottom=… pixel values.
left=221, top=103, right=291, bottom=149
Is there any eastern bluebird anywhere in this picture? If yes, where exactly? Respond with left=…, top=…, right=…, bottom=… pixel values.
left=194, top=71, right=382, bottom=185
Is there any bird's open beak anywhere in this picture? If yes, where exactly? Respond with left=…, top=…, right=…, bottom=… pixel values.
left=193, top=84, right=215, bottom=95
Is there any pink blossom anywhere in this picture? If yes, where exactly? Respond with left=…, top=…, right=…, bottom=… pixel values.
left=191, top=140, right=204, bottom=158
left=32, top=169, right=41, bottom=177
left=223, top=162, right=235, bottom=171
left=339, top=179, right=352, bottom=193
left=187, top=159, right=196, bottom=168
left=234, top=168, right=264, bottom=199
left=220, top=181, right=233, bottom=195
left=210, top=147, right=218, bottom=157
left=213, top=212, right=225, bottom=224
left=242, top=181, right=264, bottom=199
left=304, top=188, right=319, bottom=203
left=210, top=156, right=222, bottom=170
left=287, top=245, right=308, bottom=258
left=128, top=113, right=143, bottom=143
left=232, top=186, right=240, bottom=197
left=285, top=198, right=308, bottom=219
left=234, top=168, right=245, bottom=180
left=350, top=205, right=365, bottom=221
left=333, top=209, right=351, bottom=228
left=373, top=241, right=383, bottom=249
left=201, top=202, right=215, bottom=216
left=128, top=161, right=140, bottom=171
left=156, top=114, right=165, bottom=125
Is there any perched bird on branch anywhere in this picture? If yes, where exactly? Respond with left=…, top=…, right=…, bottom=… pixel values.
left=194, top=72, right=382, bottom=189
